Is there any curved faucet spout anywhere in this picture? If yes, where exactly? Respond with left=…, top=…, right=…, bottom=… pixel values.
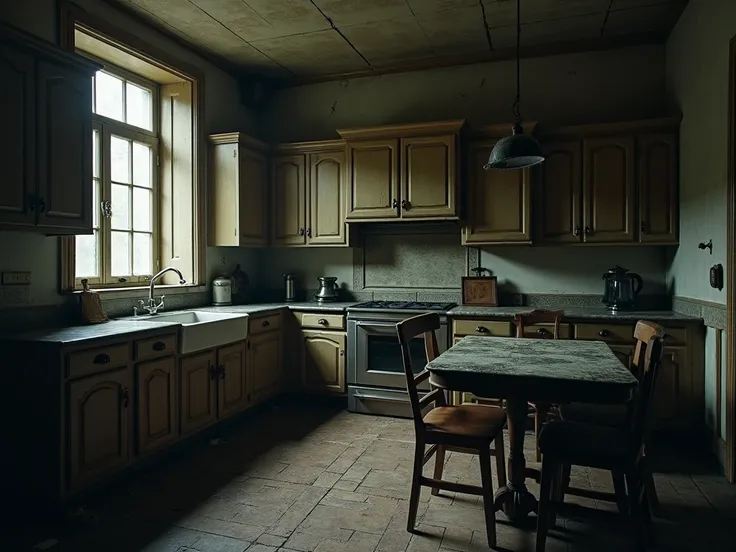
left=140, top=267, right=187, bottom=315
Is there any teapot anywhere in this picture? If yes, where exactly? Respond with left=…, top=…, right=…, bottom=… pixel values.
left=602, top=266, right=643, bottom=311
left=314, top=277, right=339, bottom=302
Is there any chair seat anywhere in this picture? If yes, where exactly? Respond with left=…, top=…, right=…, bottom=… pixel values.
left=538, top=420, right=632, bottom=462
left=559, top=402, right=628, bottom=427
left=424, top=404, right=507, bottom=440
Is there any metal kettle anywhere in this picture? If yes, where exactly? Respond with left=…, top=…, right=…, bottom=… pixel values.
left=314, top=277, right=339, bottom=302
left=602, top=266, right=643, bottom=311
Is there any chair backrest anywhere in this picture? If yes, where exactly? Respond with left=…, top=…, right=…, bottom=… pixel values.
left=512, top=309, right=563, bottom=339
left=629, top=335, right=665, bottom=453
left=631, top=320, right=665, bottom=380
left=396, top=313, right=441, bottom=427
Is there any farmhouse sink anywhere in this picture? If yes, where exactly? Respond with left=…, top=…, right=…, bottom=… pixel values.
left=138, top=310, right=249, bottom=354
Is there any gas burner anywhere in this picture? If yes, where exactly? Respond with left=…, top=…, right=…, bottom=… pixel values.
left=350, top=301, right=457, bottom=311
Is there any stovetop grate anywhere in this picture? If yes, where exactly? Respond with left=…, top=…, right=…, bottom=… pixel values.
left=350, top=300, right=457, bottom=311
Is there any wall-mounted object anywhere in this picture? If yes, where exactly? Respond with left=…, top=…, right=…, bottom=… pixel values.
left=1, top=271, right=31, bottom=285
left=698, top=239, right=713, bottom=254
left=462, top=268, right=498, bottom=307
left=710, top=264, right=723, bottom=290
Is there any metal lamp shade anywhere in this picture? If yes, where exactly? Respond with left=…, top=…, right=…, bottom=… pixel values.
left=484, top=126, right=544, bottom=170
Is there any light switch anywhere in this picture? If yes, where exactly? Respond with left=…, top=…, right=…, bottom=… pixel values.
left=1, top=271, right=31, bottom=285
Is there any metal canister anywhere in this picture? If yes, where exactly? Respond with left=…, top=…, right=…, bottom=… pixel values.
left=212, top=276, right=233, bottom=305
left=284, top=273, right=297, bottom=302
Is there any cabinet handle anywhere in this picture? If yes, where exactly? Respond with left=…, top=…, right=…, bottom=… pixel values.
left=584, top=226, right=591, bottom=235
left=121, top=387, right=129, bottom=408
left=152, top=341, right=166, bottom=351
left=339, top=350, right=345, bottom=356
left=475, top=326, right=489, bottom=333
left=401, top=199, right=408, bottom=210
left=29, top=195, right=36, bottom=212
left=640, top=221, right=647, bottom=234
left=93, top=353, right=110, bottom=364
left=599, top=329, right=611, bottom=337
left=262, top=320, right=270, bottom=327
left=317, top=318, right=328, bottom=325
left=573, top=226, right=581, bottom=237
left=392, top=199, right=398, bottom=209
left=209, top=365, right=218, bottom=379
left=298, top=228, right=305, bottom=236
left=219, top=364, right=226, bottom=379
left=536, top=328, right=550, bottom=336
left=306, top=228, right=312, bottom=238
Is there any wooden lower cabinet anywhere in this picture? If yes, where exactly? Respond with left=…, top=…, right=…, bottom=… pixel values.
left=68, top=367, right=132, bottom=492
left=179, top=350, right=217, bottom=436
left=217, top=342, right=248, bottom=418
left=653, top=346, right=686, bottom=429
left=302, top=330, right=346, bottom=394
left=608, top=344, right=635, bottom=372
left=136, top=356, right=177, bottom=455
left=249, top=331, right=283, bottom=404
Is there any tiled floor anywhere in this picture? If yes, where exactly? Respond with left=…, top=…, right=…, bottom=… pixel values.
left=5, top=402, right=736, bottom=552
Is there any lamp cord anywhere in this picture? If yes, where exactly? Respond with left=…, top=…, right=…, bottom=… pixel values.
left=512, top=0, right=522, bottom=124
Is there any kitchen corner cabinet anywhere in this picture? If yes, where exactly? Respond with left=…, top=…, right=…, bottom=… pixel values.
left=248, top=313, right=284, bottom=404
left=0, top=26, right=99, bottom=234
left=208, top=133, right=269, bottom=246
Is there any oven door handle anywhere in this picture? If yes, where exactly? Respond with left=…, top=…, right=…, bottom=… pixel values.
left=352, top=392, right=411, bottom=404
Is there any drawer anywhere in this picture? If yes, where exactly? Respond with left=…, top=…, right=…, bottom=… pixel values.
left=576, top=323, right=635, bottom=343
left=67, top=343, right=129, bottom=378
left=299, top=312, right=345, bottom=330
left=134, top=333, right=177, bottom=362
left=453, top=319, right=512, bottom=337
left=521, top=323, right=573, bottom=340
left=250, top=313, right=282, bottom=334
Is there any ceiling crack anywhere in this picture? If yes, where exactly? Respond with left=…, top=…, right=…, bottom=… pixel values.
left=600, top=0, right=615, bottom=37
left=308, top=0, right=372, bottom=68
left=478, top=0, right=494, bottom=51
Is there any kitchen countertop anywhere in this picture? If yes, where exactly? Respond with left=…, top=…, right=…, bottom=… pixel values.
left=194, top=302, right=358, bottom=315
left=448, top=306, right=702, bottom=324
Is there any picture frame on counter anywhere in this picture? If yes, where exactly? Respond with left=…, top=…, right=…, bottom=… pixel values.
left=461, top=275, right=498, bottom=307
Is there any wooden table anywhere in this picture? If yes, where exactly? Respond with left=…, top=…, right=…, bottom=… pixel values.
left=426, top=336, right=638, bottom=524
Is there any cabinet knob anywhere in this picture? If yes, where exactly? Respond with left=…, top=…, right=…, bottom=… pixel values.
left=475, top=326, right=489, bottom=333
left=298, top=228, right=305, bottom=236
left=640, top=221, right=647, bottom=234
left=392, top=199, right=398, bottom=209
left=93, top=353, right=110, bottom=364
left=306, top=228, right=312, bottom=238
left=219, top=364, right=226, bottom=379
left=153, top=341, right=166, bottom=351
left=599, top=329, right=611, bottom=337
left=209, top=365, right=218, bottom=379
left=262, top=320, right=270, bottom=327
left=573, top=226, right=581, bottom=237
left=317, top=318, right=328, bottom=325
left=584, top=226, right=591, bottom=235
left=536, top=328, right=550, bottom=336
left=121, top=387, right=129, bottom=408
left=401, top=199, right=408, bottom=210
left=339, top=350, right=345, bottom=356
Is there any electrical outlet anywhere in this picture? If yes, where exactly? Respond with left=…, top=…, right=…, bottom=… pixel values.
left=0, top=286, right=30, bottom=307
left=2, top=271, right=31, bottom=285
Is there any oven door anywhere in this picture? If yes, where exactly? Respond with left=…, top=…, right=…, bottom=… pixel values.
left=348, top=320, right=446, bottom=391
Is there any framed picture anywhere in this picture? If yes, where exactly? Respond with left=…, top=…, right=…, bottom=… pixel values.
left=461, top=276, right=498, bottom=307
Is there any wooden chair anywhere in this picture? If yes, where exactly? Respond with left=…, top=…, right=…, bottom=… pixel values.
left=396, top=313, right=507, bottom=548
left=535, top=335, right=665, bottom=552
left=559, top=320, right=664, bottom=512
left=512, top=309, right=564, bottom=462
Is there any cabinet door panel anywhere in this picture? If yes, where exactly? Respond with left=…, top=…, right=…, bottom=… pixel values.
left=272, top=155, right=306, bottom=245
left=250, top=332, right=283, bottom=404
left=218, top=342, right=247, bottom=419
left=401, top=135, right=456, bottom=218
left=239, top=147, right=268, bottom=245
left=583, top=136, right=635, bottom=242
left=638, top=133, right=677, bottom=243
left=462, top=141, right=530, bottom=243
left=0, top=44, right=35, bottom=227
left=179, top=351, right=217, bottom=435
left=36, top=60, right=93, bottom=232
left=302, top=331, right=345, bottom=394
left=137, top=357, right=177, bottom=455
left=653, top=346, right=684, bottom=430
left=68, top=368, right=131, bottom=491
left=538, top=141, right=582, bottom=243
left=346, top=140, right=399, bottom=219
left=309, top=150, right=347, bottom=245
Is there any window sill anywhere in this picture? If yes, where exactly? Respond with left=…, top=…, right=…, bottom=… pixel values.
left=66, top=284, right=207, bottom=299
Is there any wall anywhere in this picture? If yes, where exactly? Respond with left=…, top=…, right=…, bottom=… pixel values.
left=666, top=0, right=736, bottom=450
left=0, top=0, right=257, bottom=308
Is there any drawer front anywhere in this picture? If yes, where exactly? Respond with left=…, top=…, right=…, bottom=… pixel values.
left=663, top=328, right=687, bottom=345
left=250, top=313, right=282, bottom=335
left=134, top=334, right=177, bottom=362
left=299, top=312, right=345, bottom=330
left=453, top=320, right=512, bottom=337
left=67, top=343, right=130, bottom=378
left=576, top=323, right=635, bottom=343
left=522, top=323, right=573, bottom=339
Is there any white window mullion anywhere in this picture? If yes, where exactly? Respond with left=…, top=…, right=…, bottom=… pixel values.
left=101, top=124, right=113, bottom=286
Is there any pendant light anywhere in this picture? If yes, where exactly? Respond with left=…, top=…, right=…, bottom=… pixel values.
left=484, top=0, right=544, bottom=171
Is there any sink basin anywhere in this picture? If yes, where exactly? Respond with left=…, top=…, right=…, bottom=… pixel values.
left=138, top=310, right=249, bottom=354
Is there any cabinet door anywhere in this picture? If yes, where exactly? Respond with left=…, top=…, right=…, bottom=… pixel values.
left=462, top=140, right=531, bottom=243
left=136, top=356, right=177, bottom=455
left=272, top=155, right=306, bottom=245
left=582, top=136, right=635, bottom=242
left=36, top=60, right=93, bottom=232
left=652, top=346, right=685, bottom=429
left=309, top=150, right=347, bottom=245
left=400, top=135, right=456, bottom=219
left=638, top=133, right=678, bottom=243
left=346, top=139, right=399, bottom=220
left=302, top=330, right=346, bottom=394
left=249, top=331, right=283, bottom=404
left=68, top=367, right=131, bottom=491
left=179, top=350, right=217, bottom=435
left=217, top=342, right=247, bottom=419
left=0, top=44, right=35, bottom=228
left=239, top=146, right=268, bottom=245
left=538, top=141, right=582, bottom=243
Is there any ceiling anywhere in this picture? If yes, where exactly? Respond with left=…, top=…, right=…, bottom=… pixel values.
left=108, top=0, right=687, bottom=82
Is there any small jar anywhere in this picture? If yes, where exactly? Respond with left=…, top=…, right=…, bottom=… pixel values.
left=212, top=276, right=233, bottom=306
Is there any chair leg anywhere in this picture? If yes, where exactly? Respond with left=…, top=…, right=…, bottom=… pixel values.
left=536, top=455, right=558, bottom=552
left=558, top=462, right=572, bottom=504
left=478, top=447, right=497, bottom=549
left=535, top=404, right=550, bottom=463
left=431, top=445, right=445, bottom=496
left=407, top=439, right=425, bottom=533
left=625, top=471, right=646, bottom=552
left=611, top=470, right=628, bottom=515
left=642, top=464, right=659, bottom=515
left=494, top=432, right=507, bottom=488
left=641, top=484, right=655, bottom=545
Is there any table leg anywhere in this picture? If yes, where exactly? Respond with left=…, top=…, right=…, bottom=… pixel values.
left=494, top=397, right=538, bottom=522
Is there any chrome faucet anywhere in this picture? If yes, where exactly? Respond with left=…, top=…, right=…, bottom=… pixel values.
left=136, top=267, right=186, bottom=315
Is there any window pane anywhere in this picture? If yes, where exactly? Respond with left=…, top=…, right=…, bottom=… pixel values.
left=111, top=231, right=131, bottom=276
left=126, top=82, right=152, bottom=131
left=92, top=129, right=100, bottom=178
left=92, top=179, right=100, bottom=228
left=75, top=232, right=99, bottom=278
left=133, top=142, right=152, bottom=188
left=133, top=187, right=152, bottom=232
left=133, top=233, right=152, bottom=276
left=95, top=71, right=123, bottom=121
left=111, top=136, right=131, bottom=183
left=111, top=184, right=131, bottom=230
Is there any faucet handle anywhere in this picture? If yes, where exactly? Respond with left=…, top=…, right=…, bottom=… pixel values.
left=154, top=295, right=165, bottom=313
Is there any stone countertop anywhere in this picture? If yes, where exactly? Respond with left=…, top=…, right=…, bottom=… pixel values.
left=448, top=306, right=702, bottom=324
left=194, top=302, right=357, bottom=315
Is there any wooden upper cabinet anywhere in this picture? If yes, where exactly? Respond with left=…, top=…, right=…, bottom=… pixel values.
left=401, top=134, right=456, bottom=219
left=302, top=330, right=346, bottom=394
left=208, top=133, right=268, bottom=247
left=345, top=139, right=399, bottom=220
left=638, top=133, right=678, bottom=243
left=582, top=136, right=636, bottom=242
left=309, top=149, right=347, bottom=245
left=462, top=140, right=531, bottom=244
left=0, top=44, right=35, bottom=228
left=136, top=356, right=177, bottom=455
left=538, top=141, right=582, bottom=244
left=272, top=154, right=307, bottom=245
left=217, top=342, right=247, bottom=419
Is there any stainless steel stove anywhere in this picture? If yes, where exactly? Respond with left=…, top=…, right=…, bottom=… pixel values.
left=347, top=301, right=456, bottom=417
